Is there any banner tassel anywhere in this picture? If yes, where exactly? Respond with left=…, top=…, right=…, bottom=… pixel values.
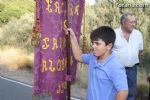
left=82, top=1, right=87, bottom=53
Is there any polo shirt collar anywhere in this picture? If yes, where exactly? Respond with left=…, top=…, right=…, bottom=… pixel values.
left=95, top=53, right=114, bottom=67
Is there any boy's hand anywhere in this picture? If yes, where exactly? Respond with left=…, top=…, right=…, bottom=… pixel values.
left=64, top=28, right=83, bottom=62
left=65, top=28, right=76, bottom=38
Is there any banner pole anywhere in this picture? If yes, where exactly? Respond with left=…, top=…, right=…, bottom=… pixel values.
left=66, top=0, right=71, bottom=100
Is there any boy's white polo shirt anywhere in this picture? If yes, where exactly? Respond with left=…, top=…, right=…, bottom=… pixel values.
left=112, top=27, right=143, bottom=67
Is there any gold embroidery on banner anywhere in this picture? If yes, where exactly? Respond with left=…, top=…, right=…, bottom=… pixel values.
left=42, top=37, right=50, bottom=49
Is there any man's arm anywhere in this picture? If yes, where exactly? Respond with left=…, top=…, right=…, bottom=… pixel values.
left=139, top=50, right=143, bottom=57
left=115, top=90, right=128, bottom=100
left=138, top=50, right=143, bottom=66
left=66, top=28, right=83, bottom=62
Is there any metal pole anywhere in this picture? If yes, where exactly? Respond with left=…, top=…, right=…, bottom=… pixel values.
left=66, top=0, right=71, bottom=100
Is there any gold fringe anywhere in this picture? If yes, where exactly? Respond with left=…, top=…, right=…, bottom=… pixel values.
left=32, top=92, right=52, bottom=100
left=31, top=0, right=41, bottom=47
left=82, top=0, right=87, bottom=53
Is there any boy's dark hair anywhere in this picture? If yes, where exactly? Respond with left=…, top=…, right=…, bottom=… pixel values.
left=90, top=26, right=116, bottom=47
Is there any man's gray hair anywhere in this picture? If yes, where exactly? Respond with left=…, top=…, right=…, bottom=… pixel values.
left=120, top=13, right=135, bottom=25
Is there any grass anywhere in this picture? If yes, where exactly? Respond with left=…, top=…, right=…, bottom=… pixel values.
left=0, top=46, right=33, bottom=70
left=136, top=83, right=149, bottom=100
left=136, top=67, right=149, bottom=99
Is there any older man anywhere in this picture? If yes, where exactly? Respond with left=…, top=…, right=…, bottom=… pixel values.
left=113, top=13, right=143, bottom=100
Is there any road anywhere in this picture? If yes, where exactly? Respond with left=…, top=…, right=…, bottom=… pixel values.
left=0, top=75, right=51, bottom=100
left=0, top=75, right=80, bottom=100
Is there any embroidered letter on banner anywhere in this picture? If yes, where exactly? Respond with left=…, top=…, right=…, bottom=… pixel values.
left=33, top=0, right=85, bottom=99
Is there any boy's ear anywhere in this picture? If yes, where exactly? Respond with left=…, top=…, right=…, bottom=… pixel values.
left=107, top=43, right=113, bottom=50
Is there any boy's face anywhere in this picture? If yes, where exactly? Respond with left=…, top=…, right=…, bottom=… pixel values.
left=91, top=39, right=112, bottom=57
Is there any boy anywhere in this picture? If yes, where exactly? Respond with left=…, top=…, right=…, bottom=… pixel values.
left=66, top=26, right=128, bottom=100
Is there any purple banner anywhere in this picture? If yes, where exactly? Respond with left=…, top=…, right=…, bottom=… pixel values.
left=33, top=0, right=85, bottom=99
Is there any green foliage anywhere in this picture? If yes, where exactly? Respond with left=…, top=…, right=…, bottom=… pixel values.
left=0, top=0, right=34, bottom=24
left=136, top=84, right=149, bottom=100
left=0, top=13, right=34, bottom=52
left=0, top=3, right=4, bottom=12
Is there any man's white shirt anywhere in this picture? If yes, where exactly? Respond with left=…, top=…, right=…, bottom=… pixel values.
left=112, top=27, right=143, bottom=67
